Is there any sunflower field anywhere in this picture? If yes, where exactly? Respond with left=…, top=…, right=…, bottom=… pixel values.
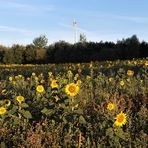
left=0, top=58, right=148, bottom=147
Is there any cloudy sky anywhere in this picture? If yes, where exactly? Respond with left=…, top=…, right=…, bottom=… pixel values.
left=0, top=0, right=148, bottom=46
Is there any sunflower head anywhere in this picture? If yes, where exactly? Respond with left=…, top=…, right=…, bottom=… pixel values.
left=76, top=80, right=82, bottom=86
left=1, top=89, right=7, bottom=96
left=3, top=99, right=11, bottom=107
left=109, top=77, right=113, bottom=82
left=51, top=80, right=58, bottom=89
left=127, top=70, right=134, bottom=76
left=32, top=72, right=36, bottom=76
left=0, top=107, right=7, bottom=115
left=16, top=96, right=25, bottom=104
left=145, top=61, right=148, bottom=66
left=36, top=85, right=45, bottom=93
left=114, top=111, right=127, bottom=127
left=120, top=81, right=125, bottom=86
left=9, top=76, right=13, bottom=81
left=107, top=103, right=115, bottom=111
left=65, top=83, right=79, bottom=97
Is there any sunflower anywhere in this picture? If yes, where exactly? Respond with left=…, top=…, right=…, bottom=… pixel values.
left=107, top=103, right=115, bottom=111
left=48, top=72, right=52, bottom=76
left=76, top=80, right=82, bottom=86
left=0, top=107, right=7, bottom=115
left=114, top=111, right=127, bottom=127
left=16, top=96, right=25, bottom=104
left=36, top=85, right=45, bottom=93
left=9, top=76, right=13, bottom=81
left=120, top=80, right=124, bottom=86
left=65, top=83, right=79, bottom=97
left=109, top=77, right=113, bottom=82
left=54, top=95, right=60, bottom=102
left=51, top=80, right=58, bottom=89
left=1, top=89, right=7, bottom=95
left=127, top=70, right=134, bottom=76
left=145, top=61, right=148, bottom=66
left=3, top=99, right=11, bottom=107
left=32, top=72, right=36, bottom=76
left=67, top=70, right=73, bottom=76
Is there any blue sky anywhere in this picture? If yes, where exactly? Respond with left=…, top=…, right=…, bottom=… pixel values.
left=0, top=0, right=148, bottom=46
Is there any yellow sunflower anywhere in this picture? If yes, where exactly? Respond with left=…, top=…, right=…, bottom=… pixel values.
left=114, top=111, right=127, bottom=127
left=65, top=83, right=79, bottom=97
left=145, top=61, right=148, bottom=66
left=76, top=80, right=82, bottom=86
left=16, top=96, right=25, bottom=104
left=109, top=77, right=113, bottom=82
left=120, top=80, right=125, bottom=86
left=36, top=85, right=45, bottom=93
left=0, top=107, right=7, bottom=115
left=3, top=99, right=11, bottom=107
left=51, top=80, right=58, bottom=89
left=9, top=76, right=13, bottom=81
left=1, top=89, right=7, bottom=95
left=127, top=70, right=134, bottom=76
left=32, top=72, right=36, bottom=76
left=107, top=103, right=115, bottom=111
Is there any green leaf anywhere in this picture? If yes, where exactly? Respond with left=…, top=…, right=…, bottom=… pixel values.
left=20, top=110, right=32, bottom=119
left=8, top=106, right=18, bottom=114
left=13, top=118, right=21, bottom=125
left=79, top=115, right=86, bottom=124
left=106, top=128, right=114, bottom=138
left=21, top=103, right=29, bottom=108
left=62, top=117, right=68, bottom=124
left=41, top=107, right=49, bottom=115
left=115, top=128, right=126, bottom=140
left=74, top=108, right=83, bottom=114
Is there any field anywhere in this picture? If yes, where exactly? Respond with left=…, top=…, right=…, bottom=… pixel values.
left=0, top=58, right=148, bottom=147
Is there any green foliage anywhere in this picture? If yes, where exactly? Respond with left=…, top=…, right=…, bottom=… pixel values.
left=33, top=35, right=48, bottom=48
left=0, top=59, right=147, bottom=147
left=3, top=44, right=25, bottom=64
left=0, top=35, right=148, bottom=64
left=79, top=33, right=87, bottom=43
left=25, top=45, right=36, bottom=63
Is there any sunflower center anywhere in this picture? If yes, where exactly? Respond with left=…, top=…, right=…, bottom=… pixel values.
left=117, top=115, right=124, bottom=122
left=109, top=104, right=113, bottom=109
left=69, top=86, right=76, bottom=93
left=0, top=108, right=5, bottom=113
left=5, top=100, right=9, bottom=104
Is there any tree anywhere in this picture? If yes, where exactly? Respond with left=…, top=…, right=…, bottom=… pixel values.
left=24, top=45, right=36, bottom=63
left=12, top=44, right=25, bottom=64
left=33, top=35, right=48, bottom=48
left=3, top=50, right=15, bottom=64
left=79, top=33, right=87, bottom=43
left=3, top=44, right=25, bottom=64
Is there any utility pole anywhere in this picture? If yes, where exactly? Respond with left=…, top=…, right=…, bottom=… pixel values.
left=73, top=19, right=77, bottom=44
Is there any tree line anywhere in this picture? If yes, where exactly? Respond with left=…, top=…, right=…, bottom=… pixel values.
left=0, top=35, right=147, bottom=64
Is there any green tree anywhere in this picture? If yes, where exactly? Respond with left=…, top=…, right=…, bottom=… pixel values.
left=3, top=45, right=25, bottom=64
left=3, top=50, right=15, bottom=64
left=12, top=44, right=25, bottom=64
left=79, top=33, right=87, bottom=43
left=25, top=45, right=36, bottom=63
left=0, top=45, right=8, bottom=63
left=33, top=35, right=48, bottom=48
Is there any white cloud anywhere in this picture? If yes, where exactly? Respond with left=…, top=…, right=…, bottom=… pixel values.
left=0, top=25, right=31, bottom=36
left=109, top=15, right=148, bottom=23
left=0, top=1, right=55, bottom=13
left=87, top=11, right=148, bottom=23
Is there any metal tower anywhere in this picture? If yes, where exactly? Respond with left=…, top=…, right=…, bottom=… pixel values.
left=73, top=19, right=77, bottom=43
